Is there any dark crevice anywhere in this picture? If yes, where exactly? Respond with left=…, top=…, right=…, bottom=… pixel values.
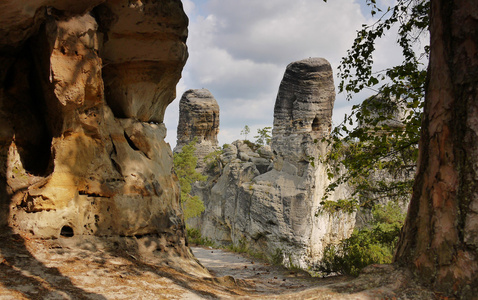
left=109, top=137, right=123, bottom=175
left=78, top=191, right=108, bottom=198
left=111, top=158, right=122, bottom=175
left=124, top=131, right=140, bottom=151
left=3, top=38, right=54, bottom=176
left=312, top=116, right=320, bottom=131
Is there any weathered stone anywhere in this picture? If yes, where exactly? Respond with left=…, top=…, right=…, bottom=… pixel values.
left=96, top=0, right=189, bottom=123
left=0, top=0, right=104, bottom=51
left=175, top=88, right=220, bottom=170
left=186, top=58, right=355, bottom=268
left=272, top=57, right=335, bottom=167
left=176, top=89, right=219, bottom=146
left=0, top=0, right=189, bottom=254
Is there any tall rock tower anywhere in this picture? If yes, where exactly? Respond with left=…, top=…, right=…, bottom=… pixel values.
left=189, top=58, right=355, bottom=268
left=175, top=89, right=220, bottom=168
left=272, top=58, right=335, bottom=169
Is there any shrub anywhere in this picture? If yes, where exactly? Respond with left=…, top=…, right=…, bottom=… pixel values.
left=317, top=202, right=404, bottom=276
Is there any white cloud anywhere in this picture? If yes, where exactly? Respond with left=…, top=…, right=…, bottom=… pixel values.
left=206, top=0, right=365, bottom=66
left=165, top=0, right=410, bottom=147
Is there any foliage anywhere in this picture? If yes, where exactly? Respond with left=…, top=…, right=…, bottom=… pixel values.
left=203, top=149, right=223, bottom=171
left=271, top=248, right=284, bottom=265
left=254, top=126, right=272, bottom=146
left=227, top=238, right=248, bottom=253
left=320, top=0, right=429, bottom=212
left=186, top=227, right=215, bottom=247
left=243, top=139, right=259, bottom=152
left=240, top=125, right=250, bottom=141
left=318, top=202, right=405, bottom=276
left=173, top=139, right=207, bottom=221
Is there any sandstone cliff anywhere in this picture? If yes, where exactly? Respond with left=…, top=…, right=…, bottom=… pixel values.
left=185, top=58, right=355, bottom=268
left=0, top=0, right=189, bottom=259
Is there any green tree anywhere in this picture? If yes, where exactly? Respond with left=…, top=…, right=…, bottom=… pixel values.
left=240, top=125, right=250, bottom=141
left=321, top=0, right=428, bottom=213
left=324, top=0, right=478, bottom=296
left=318, top=0, right=427, bottom=282
left=254, top=126, right=272, bottom=146
left=394, top=1, right=478, bottom=297
left=173, top=139, right=207, bottom=221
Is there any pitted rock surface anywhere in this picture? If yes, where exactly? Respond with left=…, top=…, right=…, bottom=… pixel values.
left=0, top=0, right=189, bottom=258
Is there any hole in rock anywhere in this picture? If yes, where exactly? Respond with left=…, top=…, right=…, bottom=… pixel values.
left=312, top=116, right=320, bottom=131
left=60, top=226, right=74, bottom=237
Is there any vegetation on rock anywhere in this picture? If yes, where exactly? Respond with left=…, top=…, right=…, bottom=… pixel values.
left=240, top=125, right=250, bottom=141
left=173, top=139, right=207, bottom=221
left=254, top=126, right=272, bottom=146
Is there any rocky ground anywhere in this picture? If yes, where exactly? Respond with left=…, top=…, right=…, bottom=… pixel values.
left=0, top=234, right=439, bottom=299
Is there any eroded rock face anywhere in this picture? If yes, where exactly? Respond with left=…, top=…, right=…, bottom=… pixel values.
left=0, top=0, right=189, bottom=253
left=175, top=89, right=220, bottom=169
left=189, top=58, right=355, bottom=268
left=272, top=58, right=335, bottom=168
left=97, top=1, right=188, bottom=123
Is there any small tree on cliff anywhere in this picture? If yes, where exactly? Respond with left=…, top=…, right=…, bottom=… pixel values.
left=254, top=126, right=272, bottom=146
left=173, top=139, right=207, bottom=221
left=240, top=125, right=250, bottom=141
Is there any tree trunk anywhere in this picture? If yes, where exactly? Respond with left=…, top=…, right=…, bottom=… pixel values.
left=394, top=0, right=478, bottom=297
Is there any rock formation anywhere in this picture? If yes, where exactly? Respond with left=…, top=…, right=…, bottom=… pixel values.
left=0, top=0, right=189, bottom=258
left=186, top=58, right=355, bottom=268
left=175, top=89, right=220, bottom=169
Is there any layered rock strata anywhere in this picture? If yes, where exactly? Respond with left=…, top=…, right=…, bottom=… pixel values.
left=0, top=0, right=189, bottom=258
left=189, top=58, right=355, bottom=267
left=175, top=89, right=220, bottom=170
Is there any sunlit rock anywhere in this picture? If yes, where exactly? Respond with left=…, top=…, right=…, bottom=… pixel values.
left=0, top=0, right=189, bottom=259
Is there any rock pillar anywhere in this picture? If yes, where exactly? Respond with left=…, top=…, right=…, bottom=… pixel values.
left=175, top=89, right=220, bottom=169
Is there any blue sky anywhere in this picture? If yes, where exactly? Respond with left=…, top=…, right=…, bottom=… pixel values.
left=164, top=0, right=403, bottom=147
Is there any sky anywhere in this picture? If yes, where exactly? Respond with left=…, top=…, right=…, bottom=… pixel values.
left=164, top=0, right=404, bottom=147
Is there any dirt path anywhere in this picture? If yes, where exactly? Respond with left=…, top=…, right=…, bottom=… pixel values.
left=0, top=235, right=436, bottom=299
left=191, top=246, right=332, bottom=294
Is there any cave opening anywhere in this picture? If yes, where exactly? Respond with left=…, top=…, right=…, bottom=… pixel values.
left=60, top=225, right=74, bottom=237
left=312, top=116, right=320, bottom=131
left=3, top=35, right=54, bottom=176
